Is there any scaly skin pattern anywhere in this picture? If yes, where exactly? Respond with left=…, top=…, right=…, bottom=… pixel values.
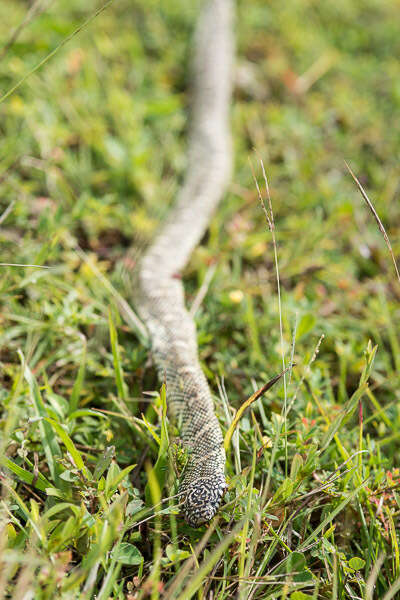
left=139, top=297, right=227, bottom=526
left=136, top=0, right=234, bottom=526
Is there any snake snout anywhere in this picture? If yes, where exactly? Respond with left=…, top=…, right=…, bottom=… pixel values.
left=181, top=474, right=227, bottom=527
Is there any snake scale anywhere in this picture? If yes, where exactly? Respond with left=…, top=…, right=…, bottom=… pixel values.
left=136, top=0, right=234, bottom=527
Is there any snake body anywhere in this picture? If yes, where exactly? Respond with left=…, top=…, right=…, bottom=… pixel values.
left=137, top=0, right=233, bottom=527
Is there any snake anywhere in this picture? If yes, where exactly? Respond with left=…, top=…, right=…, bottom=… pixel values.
left=135, top=0, right=234, bottom=527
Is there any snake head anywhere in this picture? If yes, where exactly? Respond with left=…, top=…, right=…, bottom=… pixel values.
left=181, top=473, right=227, bottom=527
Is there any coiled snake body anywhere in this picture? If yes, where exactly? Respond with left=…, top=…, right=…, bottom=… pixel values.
left=137, top=0, right=233, bottom=527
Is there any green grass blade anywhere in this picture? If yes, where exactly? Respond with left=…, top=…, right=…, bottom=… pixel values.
left=299, top=479, right=369, bottom=550
left=69, top=338, right=87, bottom=414
left=145, top=384, right=170, bottom=507
left=175, top=520, right=244, bottom=600
left=19, top=350, right=61, bottom=484
left=3, top=457, right=54, bottom=492
left=44, top=417, right=91, bottom=480
left=108, top=309, right=128, bottom=401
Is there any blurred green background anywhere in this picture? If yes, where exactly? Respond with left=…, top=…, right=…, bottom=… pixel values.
left=1, top=0, right=400, bottom=597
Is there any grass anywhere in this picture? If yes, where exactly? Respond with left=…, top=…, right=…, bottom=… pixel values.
left=1, top=0, right=400, bottom=598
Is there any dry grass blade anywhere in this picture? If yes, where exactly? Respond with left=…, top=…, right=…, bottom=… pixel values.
left=286, top=334, right=325, bottom=417
left=189, top=261, right=217, bottom=317
left=0, top=0, right=52, bottom=62
left=224, top=365, right=294, bottom=451
left=0, top=0, right=115, bottom=105
left=0, top=200, right=15, bottom=225
left=74, top=244, right=148, bottom=344
left=345, top=161, right=400, bottom=284
left=250, top=154, right=289, bottom=473
left=164, top=521, right=218, bottom=598
left=0, top=263, right=51, bottom=268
